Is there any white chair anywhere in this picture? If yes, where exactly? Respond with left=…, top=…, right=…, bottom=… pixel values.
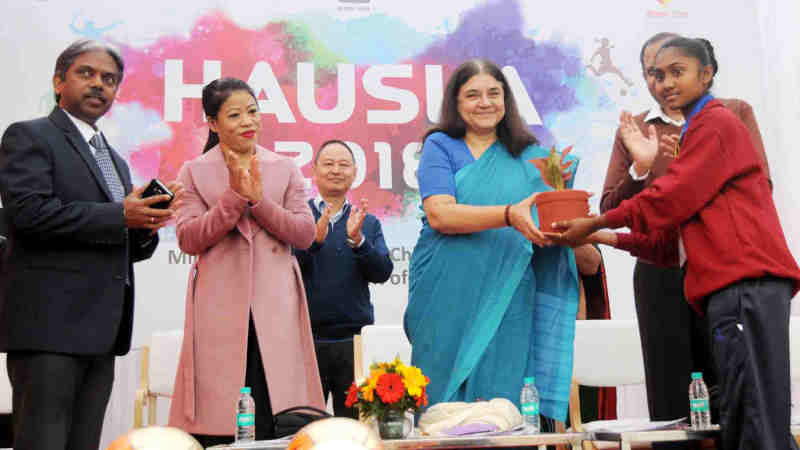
left=570, top=319, right=719, bottom=450
left=569, top=320, right=646, bottom=449
left=572, top=320, right=645, bottom=390
left=353, top=325, right=412, bottom=382
left=790, top=316, right=800, bottom=443
left=790, top=316, right=800, bottom=383
left=134, top=330, right=183, bottom=428
left=0, top=353, right=11, bottom=414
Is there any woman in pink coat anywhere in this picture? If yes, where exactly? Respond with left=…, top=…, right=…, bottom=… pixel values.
left=168, top=78, right=325, bottom=446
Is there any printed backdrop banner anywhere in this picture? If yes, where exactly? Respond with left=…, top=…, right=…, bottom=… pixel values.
left=1, top=0, right=797, bottom=348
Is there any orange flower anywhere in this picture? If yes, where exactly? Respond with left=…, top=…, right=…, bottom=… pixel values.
left=361, top=384, right=375, bottom=402
left=416, top=386, right=428, bottom=407
left=376, top=372, right=405, bottom=404
left=345, top=382, right=359, bottom=408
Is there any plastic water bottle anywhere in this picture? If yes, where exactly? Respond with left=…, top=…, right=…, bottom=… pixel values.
left=689, top=372, right=711, bottom=430
left=236, top=387, right=256, bottom=443
left=520, top=376, right=540, bottom=433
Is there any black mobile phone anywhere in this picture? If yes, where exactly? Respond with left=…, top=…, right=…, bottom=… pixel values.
left=142, top=179, right=175, bottom=209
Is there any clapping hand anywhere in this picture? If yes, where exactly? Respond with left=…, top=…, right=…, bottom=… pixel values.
left=315, top=204, right=333, bottom=244
left=660, top=133, right=680, bottom=160
left=619, top=111, right=659, bottom=176
left=224, top=149, right=262, bottom=204
left=347, top=198, right=368, bottom=245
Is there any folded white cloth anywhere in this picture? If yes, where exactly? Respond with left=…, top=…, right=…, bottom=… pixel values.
left=418, top=398, right=523, bottom=435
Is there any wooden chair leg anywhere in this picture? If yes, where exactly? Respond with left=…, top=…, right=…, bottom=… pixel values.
left=554, top=420, right=568, bottom=450
left=147, top=394, right=157, bottom=426
left=133, top=346, right=150, bottom=429
left=567, top=380, right=597, bottom=450
left=353, top=335, right=363, bottom=382
left=133, top=395, right=144, bottom=429
left=352, top=335, right=366, bottom=423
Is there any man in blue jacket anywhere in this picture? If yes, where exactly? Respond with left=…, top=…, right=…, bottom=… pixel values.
left=295, top=140, right=393, bottom=418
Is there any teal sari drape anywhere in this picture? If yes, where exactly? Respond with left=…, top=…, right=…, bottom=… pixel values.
left=403, top=142, right=580, bottom=422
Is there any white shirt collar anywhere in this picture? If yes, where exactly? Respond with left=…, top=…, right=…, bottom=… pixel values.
left=313, top=195, right=351, bottom=210
left=313, top=195, right=351, bottom=225
left=62, top=108, right=100, bottom=146
left=643, top=102, right=685, bottom=127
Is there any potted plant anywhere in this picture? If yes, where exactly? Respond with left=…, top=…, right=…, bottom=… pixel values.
left=529, top=145, right=590, bottom=232
left=344, top=358, right=429, bottom=439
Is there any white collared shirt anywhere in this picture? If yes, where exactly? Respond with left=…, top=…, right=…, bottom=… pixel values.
left=62, top=108, right=102, bottom=156
left=640, top=103, right=687, bottom=267
left=643, top=102, right=685, bottom=127
left=313, top=196, right=350, bottom=226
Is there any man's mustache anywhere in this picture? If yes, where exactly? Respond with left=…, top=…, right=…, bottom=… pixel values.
left=85, top=89, right=107, bottom=103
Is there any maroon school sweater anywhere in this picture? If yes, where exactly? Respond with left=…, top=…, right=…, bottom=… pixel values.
left=606, top=100, right=800, bottom=313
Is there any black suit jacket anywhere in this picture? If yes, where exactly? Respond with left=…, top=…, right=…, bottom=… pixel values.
left=0, top=108, right=158, bottom=356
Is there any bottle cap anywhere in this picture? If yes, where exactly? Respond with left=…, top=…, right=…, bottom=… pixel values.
left=691, top=372, right=702, bottom=380
left=524, top=376, right=535, bottom=384
left=241, top=387, right=252, bottom=394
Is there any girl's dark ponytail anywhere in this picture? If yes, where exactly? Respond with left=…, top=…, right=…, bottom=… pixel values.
left=696, top=38, right=718, bottom=76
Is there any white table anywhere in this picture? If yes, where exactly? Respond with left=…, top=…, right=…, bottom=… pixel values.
left=210, top=431, right=588, bottom=449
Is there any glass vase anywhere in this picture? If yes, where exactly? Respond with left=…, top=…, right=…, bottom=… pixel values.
left=377, top=409, right=409, bottom=439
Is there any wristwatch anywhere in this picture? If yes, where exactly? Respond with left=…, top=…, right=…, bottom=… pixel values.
left=346, top=237, right=357, bottom=247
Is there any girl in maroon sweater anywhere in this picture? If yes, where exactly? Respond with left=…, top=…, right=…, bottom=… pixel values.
left=550, top=38, right=800, bottom=450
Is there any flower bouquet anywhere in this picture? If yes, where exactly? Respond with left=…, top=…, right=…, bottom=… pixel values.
left=345, top=357, right=429, bottom=439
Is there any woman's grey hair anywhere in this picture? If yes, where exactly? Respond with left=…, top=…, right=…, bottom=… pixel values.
left=53, top=39, right=125, bottom=102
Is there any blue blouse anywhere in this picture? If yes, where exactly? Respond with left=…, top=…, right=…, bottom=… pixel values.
left=417, top=132, right=477, bottom=201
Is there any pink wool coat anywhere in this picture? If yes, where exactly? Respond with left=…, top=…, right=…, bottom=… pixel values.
left=168, top=145, right=325, bottom=435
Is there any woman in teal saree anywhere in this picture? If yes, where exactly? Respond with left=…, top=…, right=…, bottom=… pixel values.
left=403, top=59, right=585, bottom=424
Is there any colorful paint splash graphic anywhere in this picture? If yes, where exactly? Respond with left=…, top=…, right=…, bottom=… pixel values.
left=111, top=0, right=606, bottom=218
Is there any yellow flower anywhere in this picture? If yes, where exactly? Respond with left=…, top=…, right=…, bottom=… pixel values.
left=398, top=364, right=428, bottom=397
left=368, top=368, right=386, bottom=385
left=360, top=383, right=374, bottom=402
left=361, top=368, right=385, bottom=403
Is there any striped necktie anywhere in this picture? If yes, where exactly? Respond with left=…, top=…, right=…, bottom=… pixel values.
left=89, top=133, right=125, bottom=202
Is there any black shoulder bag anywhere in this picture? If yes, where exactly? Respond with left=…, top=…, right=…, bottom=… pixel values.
left=273, top=406, right=332, bottom=438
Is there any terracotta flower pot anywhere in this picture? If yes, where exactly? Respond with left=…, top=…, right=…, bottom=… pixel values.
left=535, top=189, right=590, bottom=233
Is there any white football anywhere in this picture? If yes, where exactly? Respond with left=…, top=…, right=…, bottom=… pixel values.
left=107, top=426, right=203, bottom=450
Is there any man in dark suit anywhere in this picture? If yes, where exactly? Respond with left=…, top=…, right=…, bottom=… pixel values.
left=0, top=40, right=182, bottom=450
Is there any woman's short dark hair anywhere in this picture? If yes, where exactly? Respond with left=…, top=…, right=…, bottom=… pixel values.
left=638, top=32, right=679, bottom=68
left=53, top=39, right=125, bottom=103
left=658, top=37, right=719, bottom=89
left=424, top=59, right=537, bottom=157
left=201, top=78, right=258, bottom=153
